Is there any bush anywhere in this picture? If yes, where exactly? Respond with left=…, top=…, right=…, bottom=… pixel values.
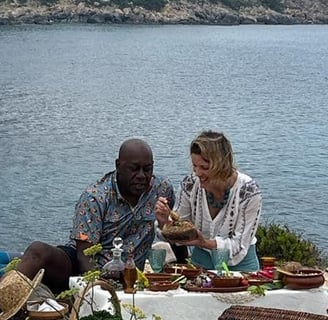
left=256, top=221, right=328, bottom=269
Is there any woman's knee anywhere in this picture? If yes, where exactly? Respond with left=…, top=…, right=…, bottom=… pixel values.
left=24, top=241, right=55, bottom=262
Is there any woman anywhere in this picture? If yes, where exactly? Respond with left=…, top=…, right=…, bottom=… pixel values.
left=156, top=130, right=262, bottom=271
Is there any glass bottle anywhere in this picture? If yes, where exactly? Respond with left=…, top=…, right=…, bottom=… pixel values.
left=123, top=252, right=137, bottom=294
left=102, top=237, right=125, bottom=288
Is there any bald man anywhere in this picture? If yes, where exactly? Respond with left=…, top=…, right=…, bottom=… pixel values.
left=17, top=138, right=175, bottom=293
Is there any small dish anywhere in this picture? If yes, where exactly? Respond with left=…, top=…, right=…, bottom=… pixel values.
left=148, top=280, right=179, bottom=292
left=260, top=256, right=276, bottom=268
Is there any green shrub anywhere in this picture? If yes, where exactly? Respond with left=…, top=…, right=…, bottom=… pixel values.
left=256, top=222, right=328, bottom=269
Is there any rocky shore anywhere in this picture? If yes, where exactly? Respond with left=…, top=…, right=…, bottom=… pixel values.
left=0, top=0, right=328, bottom=25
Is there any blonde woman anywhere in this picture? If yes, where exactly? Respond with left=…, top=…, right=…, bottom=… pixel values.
left=156, top=130, right=262, bottom=271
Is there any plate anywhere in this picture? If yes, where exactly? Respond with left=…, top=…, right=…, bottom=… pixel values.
left=28, top=303, right=69, bottom=320
left=183, top=285, right=248, bottom=293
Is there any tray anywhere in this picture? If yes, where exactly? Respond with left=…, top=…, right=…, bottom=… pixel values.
left=183, top=285, right=248, bottom=293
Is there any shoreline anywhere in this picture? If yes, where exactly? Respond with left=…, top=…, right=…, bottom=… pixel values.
left=1, top=0, right=328, bottom=26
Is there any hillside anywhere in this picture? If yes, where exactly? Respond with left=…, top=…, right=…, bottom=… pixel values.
left=0, top=0, right=328, bottom=25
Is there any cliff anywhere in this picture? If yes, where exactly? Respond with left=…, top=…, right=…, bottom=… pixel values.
left=0, top=0, right=328, bottom=25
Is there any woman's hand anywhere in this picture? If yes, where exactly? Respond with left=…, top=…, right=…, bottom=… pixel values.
left=155, top=197, right=171, bottom=229
left=177, top=230, right=217, bottom=250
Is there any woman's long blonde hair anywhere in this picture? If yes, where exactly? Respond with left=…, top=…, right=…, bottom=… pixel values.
left=190, top=131, right=235, bottom=183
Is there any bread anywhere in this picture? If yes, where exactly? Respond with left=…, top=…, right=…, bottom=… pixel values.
left=162, top=220, right=197, bottom=241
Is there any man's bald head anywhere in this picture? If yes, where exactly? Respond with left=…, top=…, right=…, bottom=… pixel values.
left=118, top=139, right=153, bottom=162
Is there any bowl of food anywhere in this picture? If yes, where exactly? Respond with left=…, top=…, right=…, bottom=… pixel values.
left=280, top=268, right=325, bottom=290
left=211, top=276, right=242, bottom=288
left=162, top=220, right=197, bottom=241
left=148, top=280, right=179, bottom=292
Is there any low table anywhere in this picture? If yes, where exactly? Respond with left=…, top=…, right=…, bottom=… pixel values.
left=69, top=276, right=328, bottom=320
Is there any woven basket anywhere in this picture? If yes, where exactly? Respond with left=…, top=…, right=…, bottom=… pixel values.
left=218, top=305, right=328, bottom=320
left=69, top=279, right=122, bottom=320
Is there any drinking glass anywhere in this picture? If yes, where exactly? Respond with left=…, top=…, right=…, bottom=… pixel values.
left=148, top=249, right=166, bottom=273
left=211, top=249, right=230, bottom=275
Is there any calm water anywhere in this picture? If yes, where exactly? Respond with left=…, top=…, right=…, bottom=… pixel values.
left=0, top=24, right=327, bottom=255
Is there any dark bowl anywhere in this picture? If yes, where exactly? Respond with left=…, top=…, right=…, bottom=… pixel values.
left=211, top=276, right=241, bottom=288
left=282, top=268, right=325, bottom=290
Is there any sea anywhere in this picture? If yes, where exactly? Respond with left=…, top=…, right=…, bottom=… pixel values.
left=0, top=23, right=327, bottom=256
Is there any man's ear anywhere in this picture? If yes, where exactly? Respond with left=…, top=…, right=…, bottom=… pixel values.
left=115, top=159, right=119, bottom=171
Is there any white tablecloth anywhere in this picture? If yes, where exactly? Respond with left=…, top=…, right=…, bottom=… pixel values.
left=69, top=277, right=328, bottom=320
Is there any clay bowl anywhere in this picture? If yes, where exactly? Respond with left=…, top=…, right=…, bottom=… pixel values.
left=148, top=280, right=179, bottom=292
left=145, top=273, right=178, bottom=284
left=282, top=268, right=325, bottom=290
left=28, top=303, right=69, bottom=320
left=163, top=264, right=201, bottom=278
left=211, top=276, right=241, bottom=288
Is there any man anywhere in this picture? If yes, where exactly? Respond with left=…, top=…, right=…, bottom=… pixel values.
left=17, top=138, right=175, bottom=293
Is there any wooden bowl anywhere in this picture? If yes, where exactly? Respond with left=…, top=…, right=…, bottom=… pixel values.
left=148, top=280, right=179, bottom=291
left=145, top=273, right=177, bottom=283
left=282, top=268, right=325, bottom=290
left=163, top=264, right=201, bottom=278
left=211, top=276, right=241, bottom=288
left=28, top=302, right=69, bottom=320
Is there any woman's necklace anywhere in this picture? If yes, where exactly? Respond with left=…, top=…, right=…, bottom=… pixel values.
left=206, top=188, right=230, bottom=209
